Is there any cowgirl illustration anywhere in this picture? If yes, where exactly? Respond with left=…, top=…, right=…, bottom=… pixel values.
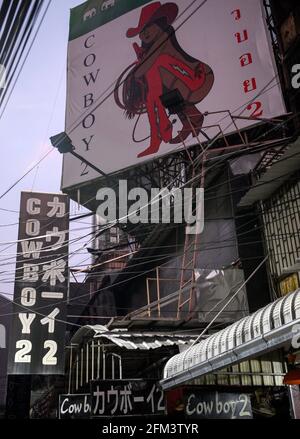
left=114, top=1, right=214, bottom=158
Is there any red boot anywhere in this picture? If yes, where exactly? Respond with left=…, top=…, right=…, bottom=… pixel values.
left=137, top=122, right=172, bottom=158
left=137, top=96, right=172, bottom=158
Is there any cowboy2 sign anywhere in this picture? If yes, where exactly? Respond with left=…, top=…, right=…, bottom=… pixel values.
left=62, top=0, right=286, bottom=189
left=8, top=192, right=69, bottom=375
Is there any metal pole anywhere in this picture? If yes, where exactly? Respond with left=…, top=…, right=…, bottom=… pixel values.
left=103, top=350, right=106, bottom=380
left=119, top=356, right=123, bottom=379
left=68, top=345, right=73, bottom=394
left=156, top=267, right=161, bottom=317
left=189, top=154, right=206, bottom=314
left=91, top=341, right=95, bottom=381
left=86, top=342, right=89, bottom=384
left=97, top=340, right=101, bottom=379
left=80, top=348, right=83, bottom=388
left=70, top=150, right=108, bottom=178
left=185, top=114, right=204, bottom=152
left=146, top=278, right=151, bottom=317
left=76, top=353, right=79, bottom=391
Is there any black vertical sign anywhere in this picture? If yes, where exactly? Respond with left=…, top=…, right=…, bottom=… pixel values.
left=8, top=192, right=69, bottom=375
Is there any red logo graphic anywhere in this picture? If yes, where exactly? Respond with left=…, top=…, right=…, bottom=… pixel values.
left=114, top=2, right=214, bottom=158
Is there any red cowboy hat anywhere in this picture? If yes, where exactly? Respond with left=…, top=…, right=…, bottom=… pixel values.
left=126, top=2, right=178, bottom=38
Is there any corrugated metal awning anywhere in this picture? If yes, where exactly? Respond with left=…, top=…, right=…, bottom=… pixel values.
left=238, top=138, right=300, bottom=207
left=161, top=289, right=300, bottom=390
left=70, top=324, right=197, bottom=350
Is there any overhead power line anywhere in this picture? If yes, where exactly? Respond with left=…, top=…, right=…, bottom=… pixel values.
left=0, top=0, right=52, bottom=120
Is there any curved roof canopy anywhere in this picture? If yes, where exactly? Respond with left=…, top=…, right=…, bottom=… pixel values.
left=161, top=289, right=300, bottom=390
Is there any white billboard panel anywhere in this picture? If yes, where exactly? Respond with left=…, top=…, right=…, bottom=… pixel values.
left=62, top=0, right=286, bottom=190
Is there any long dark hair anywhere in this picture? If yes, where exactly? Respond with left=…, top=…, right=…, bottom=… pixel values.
left=114, top=63, right=148, bottom=119
left=114, top=16, right=199, bottom=118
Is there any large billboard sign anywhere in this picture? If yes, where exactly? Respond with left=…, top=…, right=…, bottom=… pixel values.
left=8, top=192, right=69, bottom=375
left=62, top=0, right=286, bottom=190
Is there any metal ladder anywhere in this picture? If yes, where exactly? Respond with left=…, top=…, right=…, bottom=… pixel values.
left=177, top=153, right=206, bottom=319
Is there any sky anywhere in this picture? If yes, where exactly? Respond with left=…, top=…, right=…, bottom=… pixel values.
left=0, top=0, right=288, bottom=300
left=0, top=0, right=90, bottom=298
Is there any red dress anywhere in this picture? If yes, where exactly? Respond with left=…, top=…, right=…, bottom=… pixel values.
left=143, top=54, right=207, bottom=157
